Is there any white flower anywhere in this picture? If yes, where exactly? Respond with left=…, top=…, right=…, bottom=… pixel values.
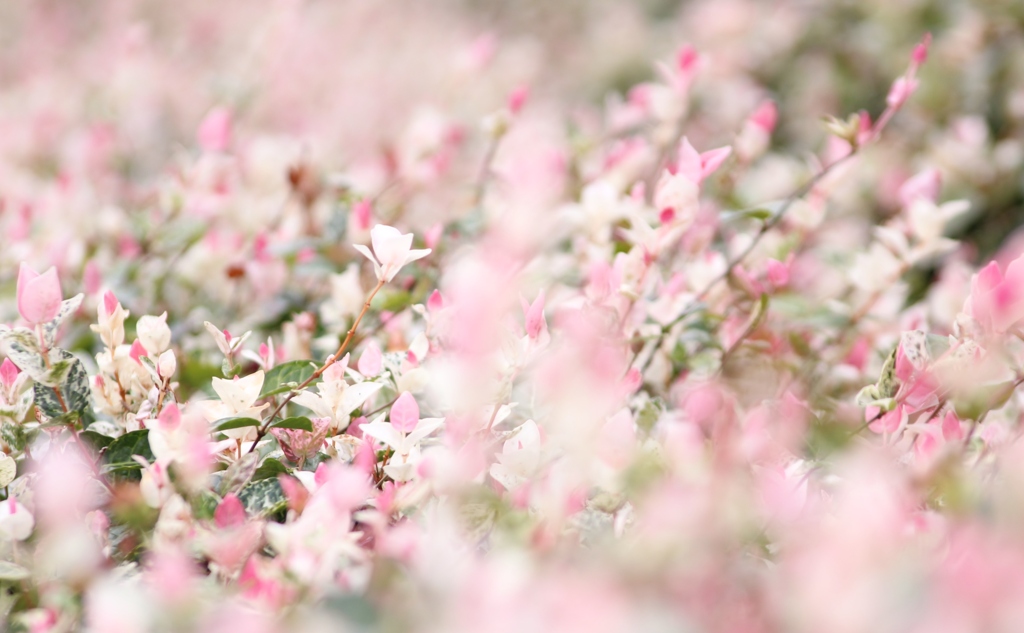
left=203, top=321, right=251, bottom=357
left=0, top=498, right=34, bottom=541
left=353, top=225, right=431, bottom=283
left=292, top=379, right=382, bottom=432
left=137, top=312, right=172, bottom=355
left=489, top=420, right=542, bottom=490
left=206, top=370, right=268, bottom=439
left=360, top=406, right=444, bottom=482
left=157, top=349, right=177, bottom=379
left=91, top=291, right=129, bottom=349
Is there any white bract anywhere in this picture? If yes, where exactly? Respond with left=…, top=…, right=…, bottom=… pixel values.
left=360, top=412, right=444, bottom=482
left=206, top=370, right=268, bottom=439
left=353, top=224, right=431, bottom=283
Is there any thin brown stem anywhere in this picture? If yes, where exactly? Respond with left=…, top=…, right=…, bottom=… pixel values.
left=249, top=279, right=386, bottom=452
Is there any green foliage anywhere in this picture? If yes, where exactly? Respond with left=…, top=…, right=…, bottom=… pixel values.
left=212, top=417, right=262, bottom=433
left=237, top=477, right=288, bottom=517
left=102, top=430, right=155, bottom=483
left=260, top=360, right=319, bottom=398
left=270, top=416, right=313, bottom=431
left=252, top=457, right=290, bottom=482
left=32, top=349, right=91, bottom=419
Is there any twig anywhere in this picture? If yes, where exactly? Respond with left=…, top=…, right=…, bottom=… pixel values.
left=249, top=279, right=386, bottom=452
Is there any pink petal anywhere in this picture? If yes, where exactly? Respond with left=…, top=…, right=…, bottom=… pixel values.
left=523, top=291, right=546, bottom=340
left=130, top=339, right=147, bottom=364
left=390, top=392, right=420, bottom=433
left=197, top=107, right=232, bottom=152
left=103, top=290, right=119, bottom=317
left=699, top=146, right=732, bottom=180
left=158, top=403, right=181, bottom=431
left=749, top=100, right=777, bottom=132
left=17, top=263, right=62, bottom=324
left=0, top=359, right=19, bottom=390
left=214, top=493, right=247, bottom=529
left=357, top=340, right=382, bottom=376
left=427, top=289, right=445, bottom=312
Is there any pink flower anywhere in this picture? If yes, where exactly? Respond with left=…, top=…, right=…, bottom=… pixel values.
left=969, top=257, right=1024, bottom=333
left=271, top=417, right=331, bottom=467
left=357, top=340, right=383, bottom=376
left=0, top=358, right=19, bottom=390
left=521, top=290, right=547, bottom=341
left=197, top=106, right=232, bottom=152
left=390, top=392, right=420, bottom=433
left=353, top=224, right=431, bottom=283
left=16, top=263, right=62, bottom=324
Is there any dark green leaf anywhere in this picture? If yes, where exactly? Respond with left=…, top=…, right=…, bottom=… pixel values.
left=212, top=417, right=262, bottom=432
left=79, top=431, right=114, bottom=453
left=252, top=458, right=290, bottom=482
left=269, top=416, right=313, bottom=431
left=105, top=430, right=155, bottom=465
left=260, top=360, right=319, bottom=398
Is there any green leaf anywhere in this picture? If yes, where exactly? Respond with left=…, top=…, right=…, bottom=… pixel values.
left=190, top=490, right=221, bottom=521
left=32, top=350, right=91, bottom=418
left=260, top=360, right=319, bottom=398
left=636, top=398, right=664, bottom=435
left=102, top=430, right=155, bottom=483
left=42, top=294, right=84, bottom=348
left=0, top=328, right=46, bottom=381
left=252, top=457, right=290, bottom=482
left=212, top=417, right=262, bottom=433
left=324, top=594, right=380, bottom=628
left=270, top=416, right=313, bottom=432
left=0, top=422, right=28, bottom=451
left=105, top=430, right=155, bottom=465
left=80, top=431, right=114, bottom=453
left=237, top=477, right=288, bottom=517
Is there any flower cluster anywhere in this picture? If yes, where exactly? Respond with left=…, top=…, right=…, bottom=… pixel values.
left=2, top=2, right=1024, bottom=632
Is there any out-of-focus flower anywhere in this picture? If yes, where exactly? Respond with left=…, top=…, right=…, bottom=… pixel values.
left=16, top=263, right=62, bottom=325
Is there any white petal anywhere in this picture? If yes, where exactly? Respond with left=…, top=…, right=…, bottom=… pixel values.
left=211, top=370, right=265, bottom=413
left=402, top=248, right=431, bottom=267
left=360, top=420, right=404, bottom=451
left=352, top=244, right=379, bottom=266
left=406, top=417, right=444, bottom=445
left=340, top=382, right=384, bottom=415
left=292, top=391, right=334, bottom=419
left=370, top=225, right=412, bottom=270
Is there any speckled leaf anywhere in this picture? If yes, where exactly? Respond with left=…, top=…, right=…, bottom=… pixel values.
left=0, top=328, right=45, bottom=381
left=218, top=451, right=259, bottom=496
left=0, top=422, right=28, bottom=451
left=42, top=293, right=83, bottom=348
left=32, top=350, right=90, bottom=418
left=237, top=476, right=288, bottom=517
